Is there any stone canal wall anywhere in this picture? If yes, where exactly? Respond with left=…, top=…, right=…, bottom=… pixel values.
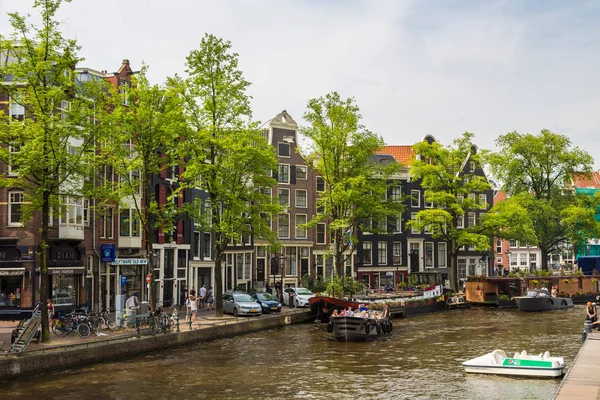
left=0, top=310, right=314, bottom=380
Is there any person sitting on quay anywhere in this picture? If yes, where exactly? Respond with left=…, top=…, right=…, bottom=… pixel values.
left=586, top=301, right=597, bottom=325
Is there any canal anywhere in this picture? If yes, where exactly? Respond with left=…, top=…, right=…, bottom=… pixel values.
left=0, top=306, right=586, bottom=399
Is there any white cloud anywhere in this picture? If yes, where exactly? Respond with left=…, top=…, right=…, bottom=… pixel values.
left=1, top=0, right=598, bottom=168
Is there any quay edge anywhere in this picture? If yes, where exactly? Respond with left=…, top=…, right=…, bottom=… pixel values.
left=0, top=310, right=313, bottom=381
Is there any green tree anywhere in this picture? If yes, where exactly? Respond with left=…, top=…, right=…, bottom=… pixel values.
left=488, top=129, right=600, bottom=270
left=175, top=34, right=280, bottom=317
left=96, top=66, right=185, bottom=309
left=0, top=0, right=109, bottom=341
left=408, top=133, right=493, bottom=291
left=301, top=92, right=402, bottom=277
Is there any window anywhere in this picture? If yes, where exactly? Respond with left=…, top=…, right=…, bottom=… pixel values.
left=7, top=143, right=20, bottom=175
left=411, top=190, right=420, bottom=207
left=295, top=189, right=307, bottom=208
left=278, top=188, right=290, bottom=207
left=9, top=94, right=24, bottom=120
left=278, top=142, right=290, bottom=157
left=8, top=191, right=24, bottom=226
left=457, top=194, right=464, bottom=203
left=259, top=187, right=272, bottom=197
left=468, top=193, right=476, bottom=202
left=393, top=217, right=402, bottom=233
left=295, top=214, right=307, bottom=239
left=60, top=196, right=84, bottom=226
left=457, top=215, right=464, bottom=229
left=295, top=165, right=307, bottom=180
left=194, top=231, right=201, bottom=258
left=393, top=242, right=402, bottom=265
left=496, top=240, right=502, bottom=254
left=479, top=194, right=487, bottom=207
left=203, top=233, right=211, bottom=259
left=120, top=81, right=129, bottom=105
left=424, top=199, right=433, bottom=208
left=519, top=253, right=528, bottom=266
left=119, top=209, right=140, bottom=237
left=316, top=223, right=326, bottom=244
left=391, top=185, right=402, bottom=202
left=438, top=242, right=447, bottom=267
left=467, top=212, right=476, bottom=227
left=425, top=242, right=434, bottom=267
left=509, top=239, right=518, bottom=248
left=316, top=176, right=325, bottom=192
left=106, top=207, right=114, bottom=239
left=277, top=164, right=289, bottom=184
left=52, top=274, right=76, bottom=306
left=378, top=242, right=387, bottom=265
left=469, top=161, right=476, bottom=172
left=59, top=100, right=71, bottom=121
left=510, top=253, right=518, bottom=266
left=83, top=199, right=90, bottom=226
left=363, top=242, right=372, bottom=265
left=411, top=212, right=419, bottom=233
left=278, top=214, right=290, bottom=238
left=458, top=259, right=467, bottom=281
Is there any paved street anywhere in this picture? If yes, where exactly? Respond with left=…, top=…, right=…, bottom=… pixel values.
left=0, top=305, right=308, bottom=352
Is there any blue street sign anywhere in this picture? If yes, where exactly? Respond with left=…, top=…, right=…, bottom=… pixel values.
left=100, top=244, right=116, bottom=262
left=120, top=276, right=127, bottom=287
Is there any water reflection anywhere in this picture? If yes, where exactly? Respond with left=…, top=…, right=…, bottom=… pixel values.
left=0, top=306, right=585, bottom=400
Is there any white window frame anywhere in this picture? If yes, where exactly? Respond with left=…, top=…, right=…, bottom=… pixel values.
left=393, top=242, right=402, bottom=265
left=9, top=94, right=25, bottom=119
left=277, top=164, right=290, bottom=184
left=295, top=189, right=307, bottom=208
left=8, top=190, right=24, bottom=226
left=411, top=212, right=419, bottom=234
left=316, top=223, right=326, bottom=244
left=411, top=190, right=420, bottom=207
left=378, top=241, right=387, bottom=265
left=295, top=214, right=307, bottom=239
left=316, top=176, right=325, bottom=192
left=295, top=165, right=307, bottom=180
left=469, top=161, right=476, bottom=172
left=393, top=217, right=402, bottom=233
left=438, top=242, right=447, bottom=267
left=278, top=213, right=290, bottom=239
left=391, top=185, right=402, bottom=202
left=7, top=143, right=20, bottom=176
left=363, top=241, right=372, bottom=265
left=479, top=193, right=487, bottom=207
left=467, top=212, right=476, bottom=227
left=278, top=187, right=290, bottom=207
left=277, top=142, right=291, bottom=158
left=59, top=196, right=84, bottom=226
left=457, top=215, right=464, bottom=229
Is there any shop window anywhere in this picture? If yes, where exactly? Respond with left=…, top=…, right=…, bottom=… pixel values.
left=0, top=276, right=22, bottom=307
left=52, top=274, right=76, bottom=306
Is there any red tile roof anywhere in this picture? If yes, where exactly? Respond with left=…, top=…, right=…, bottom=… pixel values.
left=493, top=190, right=507, bottom=205
left=573, top=171, right=600, bottom=188
left=375, top=145, right=415, bottom=166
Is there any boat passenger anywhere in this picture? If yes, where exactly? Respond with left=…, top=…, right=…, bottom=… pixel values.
left=360, top=311, right=368, bottom=318
left=372, top=311, right=381, bottom=319
left=346, top=307, right=355, bottom=317
left=340, top=309, right=346, bottom=316
left=358, top=303, right=368, bottom=312
left=331, top=309, right=339, bottom=317
left=551, top=285, right=557, bottom=297
left=382, top=302, right=390, bottom=320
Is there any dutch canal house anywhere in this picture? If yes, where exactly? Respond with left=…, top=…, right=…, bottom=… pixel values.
left=357, top=135, right=495, bottom=289
left=0, top=59, right=211, bottom=316
left=222, top=111, right=319, bottom=292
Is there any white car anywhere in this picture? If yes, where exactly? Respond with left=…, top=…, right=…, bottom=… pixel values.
left=282, top=287, right=315, bottom=308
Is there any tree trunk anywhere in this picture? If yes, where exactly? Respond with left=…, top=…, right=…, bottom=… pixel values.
left=450, top=240, right=459, bottom=292
left=214, top=245, right=223, bottom=317
left=541, top=247, right=549, bottom=271
left=334, top=229, right=344, bottom=277
left=40, top=194, right=50, bottom=342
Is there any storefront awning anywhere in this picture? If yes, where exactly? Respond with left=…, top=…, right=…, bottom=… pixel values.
left=48, top=266, right=85, bottom=275
left=0, top=268, right=25, bottom=276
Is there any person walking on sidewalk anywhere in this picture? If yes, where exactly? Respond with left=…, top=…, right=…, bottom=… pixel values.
left=180, top=284, right=188, bottom=311
left=186, top=295, right=198, bottom=322
left=199, top=285, right=207, bottom=310
left=206, top=287, right=214, bottom=311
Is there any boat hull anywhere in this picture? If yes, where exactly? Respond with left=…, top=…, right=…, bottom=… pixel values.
left=330, top=316, right=389, bottom=340
left=514, top=296, right=573, bottom=312
left=462, top=350, right=565, bottom=378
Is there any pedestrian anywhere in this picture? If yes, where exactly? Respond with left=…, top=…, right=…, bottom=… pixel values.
left=180, top=283, right=188, bottom=311
left=47, top=298, right=55, bottom=324
left=206, top=287, right=214, bottom=311
left=190, top=287, right=196, bottom=297
left=265, top=282, right=272, bottom=295
left=199, top=285, right=207, bottom=310
left=186, top=295, right=197, bottom=322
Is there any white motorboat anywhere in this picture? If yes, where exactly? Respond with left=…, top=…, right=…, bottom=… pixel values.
left=462, top=349, right=566, bottom=378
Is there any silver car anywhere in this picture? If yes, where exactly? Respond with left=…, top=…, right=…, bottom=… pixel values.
left=223, top=293, right=262, bottom=317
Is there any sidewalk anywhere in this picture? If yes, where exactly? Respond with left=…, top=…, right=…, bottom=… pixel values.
left=0, top=306, right=305, bottom=352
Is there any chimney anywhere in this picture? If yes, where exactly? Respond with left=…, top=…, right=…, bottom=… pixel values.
left=122, top=59, right=130, bottom=65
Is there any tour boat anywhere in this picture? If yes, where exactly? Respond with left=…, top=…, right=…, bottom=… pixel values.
left=327, top=315, right=392, bottom=340
left=462, top=350, right=566, bottom=378
left=514, top=289, right=574, bottom=312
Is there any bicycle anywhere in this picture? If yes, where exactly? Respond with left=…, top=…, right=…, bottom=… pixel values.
left=51, top=312, right=91, bottom=338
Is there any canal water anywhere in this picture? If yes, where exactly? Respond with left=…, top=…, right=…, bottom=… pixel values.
left=0, top=306, right=586, bottom=400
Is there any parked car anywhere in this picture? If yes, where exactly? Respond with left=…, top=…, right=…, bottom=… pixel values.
left=222, top=293, right=262, bottom=317
left=250, top=292, right=281, bottom=313
left=282, top=287, right=315, bottom=308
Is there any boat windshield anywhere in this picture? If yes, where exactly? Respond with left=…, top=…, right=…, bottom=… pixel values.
left=525, top=290, right=548, bottom=297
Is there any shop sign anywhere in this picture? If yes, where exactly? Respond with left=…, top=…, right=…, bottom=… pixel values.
left=100, top=244, right=116, bottom=262
left=113, top=258, right=148, bottom=265
left=0, top=247, right=21, bottom=262
left=48, top=245, right=82, bottom=266
left=49, top=269, right=79, bottom=275
left=0, top=269, right=24, bottom=276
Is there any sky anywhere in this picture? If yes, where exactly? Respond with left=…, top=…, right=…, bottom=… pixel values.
left=1, top=0, right=599, bottom=169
